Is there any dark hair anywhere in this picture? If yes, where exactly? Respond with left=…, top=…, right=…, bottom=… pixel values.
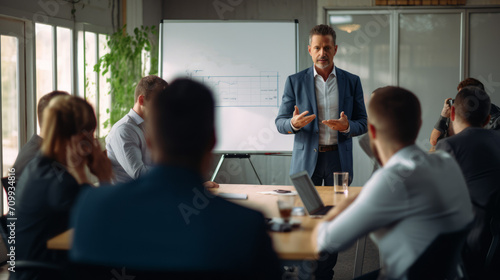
left=134, top=75, right=168, bottom=103
left=368, top=86, right=421, bottom=145
left=38, top=91, right=70, bottom=127
left=309, top=24, right=337, bottom=45
left=454, top=86, right=491, bottom=127
left=150, top=78, right=215, bottom=165
left=457, top=78, right=484, bottom=91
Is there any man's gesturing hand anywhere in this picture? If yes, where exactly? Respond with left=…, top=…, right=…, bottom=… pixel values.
left=291, top=106, right=316, bottom=129
left=322, top=111, right=349, bottom=131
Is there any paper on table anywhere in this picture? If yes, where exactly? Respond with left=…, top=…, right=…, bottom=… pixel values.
left=257, top=191, right=298, bottom=196
left=218, top=193, right=248, bottom=200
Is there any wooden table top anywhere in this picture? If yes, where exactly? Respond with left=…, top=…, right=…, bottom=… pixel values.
left=47, top=184, right=362, bottom=260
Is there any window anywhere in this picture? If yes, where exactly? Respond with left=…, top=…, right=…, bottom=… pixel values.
left=35, top=22, right=74, bottom=133
left=82, top=30, right=111, bottom=138
left=34, top=22, right=111, bottom=138
left=1, top=35, right=20, bottom=175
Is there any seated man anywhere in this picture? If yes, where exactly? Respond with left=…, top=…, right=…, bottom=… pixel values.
left=12, top=91, right=69, bottom=178
left=430, top=77, right=500, bottom=148
left=313, top=86, right=474, bottom=280
left=70, top=79, right=281, bottom=279
left=105, top=75, right=167, bottom=183
left=106, top=75, right=218, bottom=187
left=436, top=86, right=500, bottom=279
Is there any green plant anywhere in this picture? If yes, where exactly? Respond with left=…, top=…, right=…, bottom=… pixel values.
left=94, top=25, right=158, bottom=129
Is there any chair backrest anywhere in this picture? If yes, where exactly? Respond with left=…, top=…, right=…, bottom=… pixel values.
left=485, top=192, right=500, bottom=271
left=489, top=193, right=500, bottom=236
left=408, top=222, right=473, bottom=280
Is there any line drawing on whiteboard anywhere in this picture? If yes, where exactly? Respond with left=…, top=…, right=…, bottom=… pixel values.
left=192, top=71, right=279, bottom=107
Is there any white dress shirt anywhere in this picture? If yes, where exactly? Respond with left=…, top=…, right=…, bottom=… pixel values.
left=314, top=66, right=339, bottom=145
left=106, top=109, right=152, bottom=183
left=316, top=145, right=474, bottom=279
left=291, top=66, right=348, bottom=143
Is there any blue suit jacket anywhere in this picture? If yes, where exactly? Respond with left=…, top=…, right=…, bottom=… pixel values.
left=275, top=66, right=367, bottom=184
left=70, top=165, right=281, bottom=279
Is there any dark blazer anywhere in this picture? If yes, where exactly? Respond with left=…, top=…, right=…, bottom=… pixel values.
left=436, top=127, right=500, bottom=278
left=70, top=165, right=281, bottom=279
left=12, top=134, right=42, bottom=178
left=13, top=155, right=87, bottom=280
left=275, top=66, right=367, bottom=183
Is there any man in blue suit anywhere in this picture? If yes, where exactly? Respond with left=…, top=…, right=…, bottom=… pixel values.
left=276, top=24, right=367, bottom=186
left=70, top=79, right=281, bottom=279
left=276, top=24, right=367, bottom=280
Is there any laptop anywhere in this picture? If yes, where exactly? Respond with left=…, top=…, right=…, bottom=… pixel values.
left=290, top=171, right=334, bottom=218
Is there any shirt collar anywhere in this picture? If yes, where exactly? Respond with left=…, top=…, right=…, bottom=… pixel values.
left=128, top=108, right=145, bottom=126
left=313, top=65, right=336, bottom=79
left=384, top=144, right=421, bottom=169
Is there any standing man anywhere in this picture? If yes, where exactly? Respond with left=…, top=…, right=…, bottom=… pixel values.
left=276, top=24, right=367, bottom=280
left=276, top=24, right=367, bottom=187
left=106, top=75, right=168, bottom=183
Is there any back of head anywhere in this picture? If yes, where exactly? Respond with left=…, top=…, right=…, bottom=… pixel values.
left=368, top=86, right=422, bottom=145
left=457, top=77, right=485, bottom=91
left=134, top=75, right=169, bottom=103
left=41, top=95, right=97, bottom=159
left=38, top=91, right=70, bottom=128
left=454, top=86, right=491, bottom=127
left=149, top=78, right=215, bottom=167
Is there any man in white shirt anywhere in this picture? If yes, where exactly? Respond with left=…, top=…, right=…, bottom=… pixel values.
left=106, top=75, right=167, bottom=183
left=313, top=86, right=474, bottom=280
left=106, top=75, right=220, bottom=187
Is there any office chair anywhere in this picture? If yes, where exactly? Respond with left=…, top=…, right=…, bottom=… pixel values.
left=0, top=177, right=66, bottom=280
left=485, top=193, right=500, bottom=272
left=407, top=222, right=473, bottom=280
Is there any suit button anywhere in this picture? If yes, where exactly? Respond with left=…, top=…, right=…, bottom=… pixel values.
left=314, top=149, right=317, bottom=152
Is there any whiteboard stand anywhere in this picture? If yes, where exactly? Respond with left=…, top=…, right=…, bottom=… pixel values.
left=211, top=154, right=262, bottom=185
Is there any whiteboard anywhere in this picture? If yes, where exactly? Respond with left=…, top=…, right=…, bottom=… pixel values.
left=159, top=20, right=298, bottom=152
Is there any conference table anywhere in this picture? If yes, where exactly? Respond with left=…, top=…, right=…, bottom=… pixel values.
left=47, top=184, right=366, bottom=277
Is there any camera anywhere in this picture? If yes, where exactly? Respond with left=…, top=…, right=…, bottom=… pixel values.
left=447, top=99, right=454, bottom=107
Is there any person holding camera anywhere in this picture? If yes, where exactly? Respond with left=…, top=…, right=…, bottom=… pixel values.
left=429, top=77, right=500, bottom=149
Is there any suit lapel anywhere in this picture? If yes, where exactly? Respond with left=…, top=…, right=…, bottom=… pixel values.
left=305, top=67, right=318, bottom=119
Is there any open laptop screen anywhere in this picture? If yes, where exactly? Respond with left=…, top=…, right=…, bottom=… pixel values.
left=290, top=171, right=324, bottom=215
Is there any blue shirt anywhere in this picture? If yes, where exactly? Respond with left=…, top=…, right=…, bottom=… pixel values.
left=105, top=109, right=152, bottom=183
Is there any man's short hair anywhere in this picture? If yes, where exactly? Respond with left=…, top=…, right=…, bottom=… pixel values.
left=454, top=86, right=491, bottom=127
left=368, top=86, right=421, bottom=145
left=309, top=24, right=337, bottom=45
left=38, top=91, right=70, bottom=127
left=150, top=78, right=215, bottom=164
left=134, top=75, right=169, bottom=103
left=457, top=78, right=485, bottom=91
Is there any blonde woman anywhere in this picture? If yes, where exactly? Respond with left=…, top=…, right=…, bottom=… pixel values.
left=13, top=95, right=112, bottom=280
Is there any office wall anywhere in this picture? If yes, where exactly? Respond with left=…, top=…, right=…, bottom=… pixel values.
left=0, top=0, right=115, bottom=28
left=162, top=0, right=316, bottom=70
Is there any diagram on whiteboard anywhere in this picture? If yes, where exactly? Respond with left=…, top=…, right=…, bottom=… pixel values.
left=192, top=71, right=279, bottom=107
